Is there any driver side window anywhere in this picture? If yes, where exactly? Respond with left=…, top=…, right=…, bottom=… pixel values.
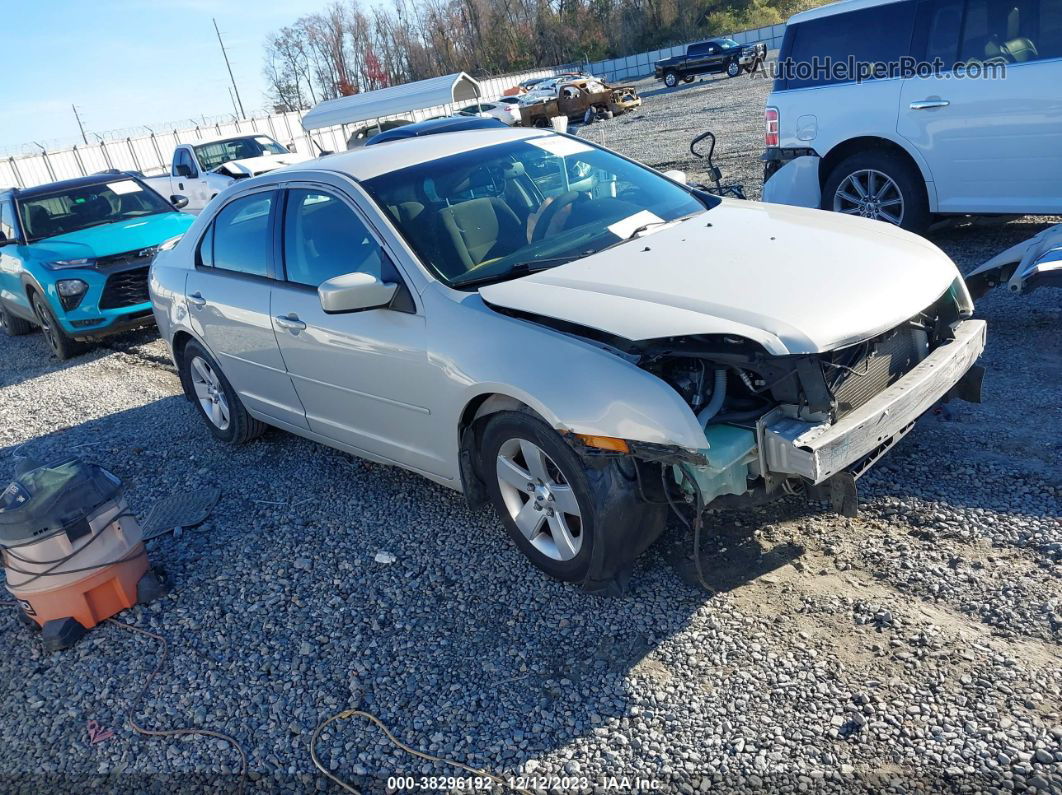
left=282, top=189, right=395, bottom=287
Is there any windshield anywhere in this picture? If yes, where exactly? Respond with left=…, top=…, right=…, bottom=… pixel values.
left=719, top=38, right=740, bottom=48
left=194, top=136, right=288, bottom=171
left=363, top=137, right=713, bottom=288
left=17, top=179, right=173, bottom=242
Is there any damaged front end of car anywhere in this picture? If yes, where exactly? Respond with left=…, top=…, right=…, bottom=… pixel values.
left=564, top=280, right=986, bottom=523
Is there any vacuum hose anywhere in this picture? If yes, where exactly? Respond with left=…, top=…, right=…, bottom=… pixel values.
left=696, top=368, right=728, bottom=427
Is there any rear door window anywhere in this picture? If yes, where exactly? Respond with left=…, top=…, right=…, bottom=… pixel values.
left=782, top=1, right=918, bottom=88
left=200, top=192, right=275, bottom=277
left=959, top=0, right=1062, bottom=63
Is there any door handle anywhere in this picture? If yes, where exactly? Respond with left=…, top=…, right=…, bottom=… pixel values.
left=178, top=182, right=185, bottom=190
left=910, top=99, right=950, bottom=110
left=274, top=314, right=306, bottom=331
left=187, top=291, right=206, bottom=307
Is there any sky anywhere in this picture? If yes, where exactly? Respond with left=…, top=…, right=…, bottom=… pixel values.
left=0, top=0, right=329, bottom=153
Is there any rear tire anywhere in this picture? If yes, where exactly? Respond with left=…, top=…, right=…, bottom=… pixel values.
left=822, top=149, right=930, bottom=234
left=663, top=70, right=679, bottom=88
left=180, top=340, right=266, bottom=444
left=31, top=292, right=86, bottom=360
left=0, top=302, right=34, bottom=336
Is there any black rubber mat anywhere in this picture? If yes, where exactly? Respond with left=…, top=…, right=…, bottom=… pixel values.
left=140, top=485, right=221, bottom=540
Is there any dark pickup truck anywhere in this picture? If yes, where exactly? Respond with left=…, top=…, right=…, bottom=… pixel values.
left=654, top=38, right=767, bottom=87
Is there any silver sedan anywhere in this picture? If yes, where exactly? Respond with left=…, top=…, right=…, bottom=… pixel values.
left=150, top=126, right=985, bottom=592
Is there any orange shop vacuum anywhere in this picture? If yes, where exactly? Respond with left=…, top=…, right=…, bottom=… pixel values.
left=1, top=458, right=165, bottom=651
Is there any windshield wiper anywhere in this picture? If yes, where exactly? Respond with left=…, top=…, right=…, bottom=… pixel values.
left=596, top=211, right=703, bottom=254
left=451, top=254, right=591, bottom=289
left=626, top=211, right=703, bottom=241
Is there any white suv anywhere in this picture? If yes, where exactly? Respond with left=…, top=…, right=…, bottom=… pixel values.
left=762, top=0, right=1062, bottom=233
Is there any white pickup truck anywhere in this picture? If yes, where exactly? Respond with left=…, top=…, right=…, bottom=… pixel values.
left=144, top=134, right=309, bottom=212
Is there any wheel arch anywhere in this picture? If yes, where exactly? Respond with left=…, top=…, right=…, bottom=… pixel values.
left=818, top=136, right=937, bottom=212
left=170, top=328, right=219, bottom=401
left=455, top=391, right=551, bottom=510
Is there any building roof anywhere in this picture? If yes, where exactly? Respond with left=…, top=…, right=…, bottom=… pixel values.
left=300, top=73, right=483, bottom=131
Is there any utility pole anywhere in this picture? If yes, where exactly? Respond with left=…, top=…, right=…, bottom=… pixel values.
left=71, top=105, right=88, bottom=145
left=213, top=17, right=246, bottom=119
left=227, top=86, right=240, bottom=118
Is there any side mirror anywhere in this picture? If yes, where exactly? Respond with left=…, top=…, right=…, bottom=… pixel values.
left=662, top=169, right=688, bottom=185
left=174, top=163, right=193, bottom=178
left=287, top=143, right=297, bottom=153
left=170, top=195, right=189, bottom=210
left=318, top=272, right=398, bottom=313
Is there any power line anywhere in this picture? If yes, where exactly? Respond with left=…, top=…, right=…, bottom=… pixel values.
left=213, top=17, right=246, bottom=119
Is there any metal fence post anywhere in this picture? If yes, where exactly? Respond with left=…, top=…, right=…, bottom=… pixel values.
left=148, top=132, right=164, bottom=171
left=71, top=145, right=86, bottom=176
left=8, top=157, right=24, bottom=188
left=37, top=147, right=57, bottom=182
left=100, top=140, right=114, bottom=170
left=126, top=138, right=142, bottom=172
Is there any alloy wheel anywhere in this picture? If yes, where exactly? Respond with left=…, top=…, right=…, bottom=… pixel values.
left=495, top=437, right=583, bottom=562
left=833, top=169, right=905, bottom=225
left=189, top=355, right=231, bottom=431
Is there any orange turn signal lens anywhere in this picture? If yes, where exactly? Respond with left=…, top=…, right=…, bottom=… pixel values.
left=575, top=434, right=630, bottom=453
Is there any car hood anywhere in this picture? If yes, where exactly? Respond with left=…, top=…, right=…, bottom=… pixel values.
left=214, top=153, right=310, bottom=177
left=480, top=200, right=963, bottom=355
left=31, top=212, right=195, bottom=260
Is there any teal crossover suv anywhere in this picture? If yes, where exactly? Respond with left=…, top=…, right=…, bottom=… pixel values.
left=0, top=173, right=194, bottom=359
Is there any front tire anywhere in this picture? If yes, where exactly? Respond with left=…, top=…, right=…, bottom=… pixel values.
left=726, top=60, right=741, bottom=78
left=0, top=302, right=34, bottom=336
left=663, top=70, right=679, bottom=88
left=31, top=292, right=85, bottom=360
left=479, top=411, right=667, bottom=590
left=180, top=340, right=266, bottom=444
left=822, top=149, right=930, bottom=234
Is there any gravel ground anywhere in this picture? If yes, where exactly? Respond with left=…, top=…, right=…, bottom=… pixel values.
left=1, top=68, right=1060, bottom=794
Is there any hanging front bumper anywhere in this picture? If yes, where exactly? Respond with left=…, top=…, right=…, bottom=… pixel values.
left=760, top=319, right=987, bottom=484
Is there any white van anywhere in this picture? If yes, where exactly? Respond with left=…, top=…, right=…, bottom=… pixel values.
left=761, top=0, right=1062, bottom=232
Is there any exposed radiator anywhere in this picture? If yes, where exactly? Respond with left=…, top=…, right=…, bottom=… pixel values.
left=829, top=327, right=927, bottom=417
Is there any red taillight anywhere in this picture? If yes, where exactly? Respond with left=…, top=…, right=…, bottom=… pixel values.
left=764, top=107, right=779, bottom=147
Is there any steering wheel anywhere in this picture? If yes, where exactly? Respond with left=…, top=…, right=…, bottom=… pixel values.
left=529, top=191, right=581, bottom=243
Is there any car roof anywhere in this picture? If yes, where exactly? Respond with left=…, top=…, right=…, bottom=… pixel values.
left=365, top=116, right=507, bottom=146
left=182, top=132, right=275, bottom=147
left=788, top=0, right=903, bottom=24
left=294, top=126, right=550, bottom=181
left=6, top=173, right=143, bottom=200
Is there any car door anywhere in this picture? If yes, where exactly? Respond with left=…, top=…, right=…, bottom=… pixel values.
left=686, top=42, right=710, bottom=73
left=898, top=0, right=1062, bottom=213
left=268, top=185, right=447, bottom=476
left=703, top=42, right=724, bottom=72
left=183, top=188, right=309, bottom=430
left=173, top=147, right=215, bottom=211
left=0, top=200, right=29, bottom=317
